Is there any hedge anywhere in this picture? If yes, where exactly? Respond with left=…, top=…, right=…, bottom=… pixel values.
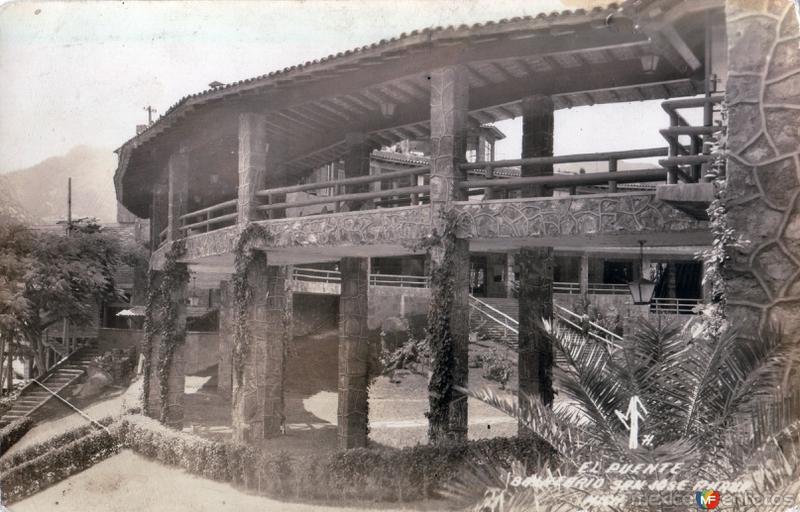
left=119, top=415, right=553, bottom=502
left=0, top=415, right=116, bottom=472
left=0, top=417, right=34, bottom=454
left=0, top=413, right=553, bottom=505
left=0, top=425, right=122, bottom=502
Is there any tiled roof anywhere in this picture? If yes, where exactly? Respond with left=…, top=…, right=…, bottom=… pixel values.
left=117, top=3, right=626, bottom=152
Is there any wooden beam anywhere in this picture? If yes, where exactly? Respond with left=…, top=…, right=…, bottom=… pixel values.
left=392, top=80, right=428, bottom=100
left=463, top=66, right=489, bottom=88
left=660, top=25, right=702, bottom=72
left=485, top=61, right=516, bottom=82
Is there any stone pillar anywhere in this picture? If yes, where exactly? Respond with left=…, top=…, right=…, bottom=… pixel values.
left=429, top=65, right=469, bottom=218
left=505, top=252, right=516, bottom=298
left=167, top=149, right=189, bottom=243
left=238, top=113, right=268, bottom=224
left=218, top=280, right=234, bottom=400
left=337, top=257, right=370, bottom=449
left=145, top=271, right=187, bottom=428
left=723, top=1, right=800, bottom=346
left=232, top=251, right=264, bottom=442
left=427, top=65, right=471, bottom=442
left=521, top=95, right=554, bottom=198
left=264, top=265, right=290, bottom=436
left=518, top=95, right=555, bottom=429
left=150, top=184, right=166, bottom=249
left=579, top=253, right=590, bottom=302
left=344, top=133, right=373, bottom=211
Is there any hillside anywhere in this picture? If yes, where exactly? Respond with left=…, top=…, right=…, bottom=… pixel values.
left=4, top=146, right=118, bottom=223
left=0, top=175, right=41, bottom=225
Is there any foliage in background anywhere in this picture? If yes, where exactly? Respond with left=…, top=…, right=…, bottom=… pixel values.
left=478, top=349, right=513, bottom=390
left=0, top=220, right=131, bottom=383
left=459, top=318, right=800, bottom=511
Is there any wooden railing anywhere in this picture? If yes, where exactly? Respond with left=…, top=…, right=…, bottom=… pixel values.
left=179, top=199, right=238, bottom=236
left=255, top=165, right=431, bottom=215
left=458, top=147, right=669, bottom=198
left=659, top=94, right=725, bottom=183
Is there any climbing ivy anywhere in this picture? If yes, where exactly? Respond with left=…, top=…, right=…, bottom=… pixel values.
left=231, top=223, right=273, bottom=386
left=409, top=210, right=461, bottom=444
left=140, top=240, right=189, bottom=424
left=140, top=271, right=157, bottom=416
left=700, top=101, right=734, bottom=341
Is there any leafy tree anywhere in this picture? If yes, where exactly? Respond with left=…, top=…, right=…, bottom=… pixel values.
left=0, top=220, right=138, bottom=382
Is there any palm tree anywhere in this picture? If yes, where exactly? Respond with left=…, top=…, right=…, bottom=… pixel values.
left=453, top=317, right=800, bottom=511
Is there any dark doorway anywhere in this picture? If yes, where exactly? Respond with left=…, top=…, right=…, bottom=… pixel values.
left=470, top=255, right=488, bottom=297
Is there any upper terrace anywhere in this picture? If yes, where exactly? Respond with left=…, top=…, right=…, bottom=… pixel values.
left=113, top=0, right=726, bottom=269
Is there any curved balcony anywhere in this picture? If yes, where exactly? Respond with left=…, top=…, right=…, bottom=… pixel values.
left=150, top=146, right=713, bottom=269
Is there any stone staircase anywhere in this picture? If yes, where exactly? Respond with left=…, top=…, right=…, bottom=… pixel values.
left=470, top=297, right=520, bottom=348
left=0, top=342, right=103, bottom=428
left=469, top=296, right=623, bottom=351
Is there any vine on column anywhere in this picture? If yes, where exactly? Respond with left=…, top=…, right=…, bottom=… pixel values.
left=231, top=223, right=273, bottom=385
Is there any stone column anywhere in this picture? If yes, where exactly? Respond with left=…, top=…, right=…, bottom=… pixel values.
left=427, top=65, right=470, bottom=442
left=150, top=184, right=166, bottom=249
left=264, top=265, right=290, bottom=436
left=429, top=65, right=469, bottom=218
left=344, top=132, right=373, bottom=211
left=518, top=95, right=556, bottom=428
left=723, top=1, right=800, bottom=347
left=218, top=280, right=234, bottom=401
left=521, top=95, right=554, bottom=198
left=238, top=113, right=268, bottom=224
left=145, top=271, right=187, bottom=428
left=337, top=257, right=370, bottom=449
left=167, top=149, right=189, bottom=242
left=505, top=252, right=516, bottom=298
left=232, top=251, right=265, bottom=442
left=579, top=253, right=590, bottom=304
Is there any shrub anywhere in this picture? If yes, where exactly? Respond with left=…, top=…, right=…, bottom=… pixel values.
left=480, top=349, right=513, bottom=389
left=0, top=417, right=34, bottom=455
left=0, top=424, right=121, bottom=503
left=0, top=410, right=136, bottom=471
left=120, top=414, right=551, bottom=503
left=0, top=412, right=552, bottom=506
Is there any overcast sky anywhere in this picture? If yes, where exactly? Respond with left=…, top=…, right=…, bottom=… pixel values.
left=0, top=0, right=678, bottom=173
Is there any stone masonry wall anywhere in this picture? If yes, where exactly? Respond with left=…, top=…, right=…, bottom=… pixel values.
left=725, top=0, right=800, bottom=340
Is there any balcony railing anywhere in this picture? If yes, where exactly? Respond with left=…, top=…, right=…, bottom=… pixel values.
left=659, top=94, right=725, bottom=183
left=179, top=199, right=238, bottom=237
left=650, top=297, right=703, bottom=315
left=552, top=282, right=631, bottom=295
left=255, top=165, right=431, bottom=215
left=292, top=267, right=429, bottom=288
left=458, top=147, right=670, bottom=198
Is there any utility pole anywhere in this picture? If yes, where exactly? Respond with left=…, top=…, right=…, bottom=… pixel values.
left=63, top=177, right=72, bottom=355
left=67, top=177, right=72, bottom=236
left=143, top=105, right=157, bottom=125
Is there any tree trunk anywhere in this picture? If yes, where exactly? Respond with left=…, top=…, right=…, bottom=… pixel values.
left=0, top=336, right=6, bottom=394
left=6, top=345, right=13, bottom=391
